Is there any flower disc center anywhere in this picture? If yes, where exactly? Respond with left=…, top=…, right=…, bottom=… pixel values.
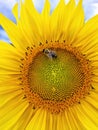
left=29, top=48, right=84, bottom=101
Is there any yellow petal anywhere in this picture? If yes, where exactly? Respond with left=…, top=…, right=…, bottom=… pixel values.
left=10, top=104, right=36, bottom=130
left=78, top=15, right=98, bottom=39
left=92, top=82, right=98, bottom=92
left=0, top=75, right=21, bottom=95
left=74, top=15, right=98, bottom=48
left=12, top=3, right=18, bottom=21
left=45, top=111, right=53, bottom=130
left=26, top=109, right=46, bottom=130
left=0, top=90, right=22, bottom=108
left=42, top=0, right=50, bottom=16
left=23, top=0, right=43, bottom=44
left=66, top=0, right=84, bottom=42
left=60, top=112, right=69, bottom=130
left=0, top=14, right=27, bottom=49
left=50, top=0, right=66, bottom=41
left=41, top=0, right=50, bottom=41
left=74, top=104, right=98, bottom=129
left=0, top=99, right=28, bottom=129
left=70, top=107, right=85, bottom=129
left=68, top=107, right=85, bottom=129
left=0, top=41, right=22, bottom=74
left=85, top=92, right=98, bottom=109
left=81, top=100, right=98, bottom=127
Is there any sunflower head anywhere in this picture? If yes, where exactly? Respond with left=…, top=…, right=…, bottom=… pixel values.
left=20, top=41, right=92, bottom=113
left=0, top=0, right=98, bottom=129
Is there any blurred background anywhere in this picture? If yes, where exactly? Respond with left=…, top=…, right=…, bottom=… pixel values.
left=0, top=0, right=98, bottom=42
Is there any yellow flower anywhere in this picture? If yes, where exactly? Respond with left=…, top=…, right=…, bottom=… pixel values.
left=0, top=0, right=98, bottom=129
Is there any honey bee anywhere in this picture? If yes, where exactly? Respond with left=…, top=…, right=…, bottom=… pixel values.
left=43, top=49, right=57, bottom=59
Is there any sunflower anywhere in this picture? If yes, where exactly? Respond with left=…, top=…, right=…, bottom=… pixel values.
left=0, top=0, right=98, bottom=129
